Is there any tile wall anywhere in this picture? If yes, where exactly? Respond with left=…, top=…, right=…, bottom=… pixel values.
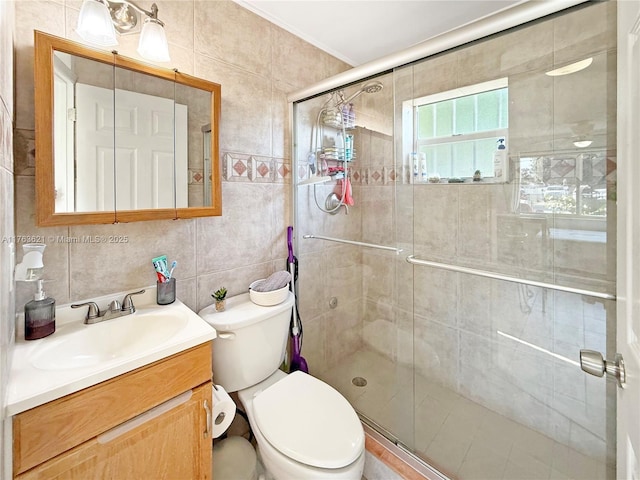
left=11, top=0, right=350, bottom=317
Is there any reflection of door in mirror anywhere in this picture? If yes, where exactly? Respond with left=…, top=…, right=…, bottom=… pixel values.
left=75, top=86, right=188, bottom=211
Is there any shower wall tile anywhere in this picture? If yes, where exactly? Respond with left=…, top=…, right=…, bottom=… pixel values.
left=295, top=185, right=330, bottom=257
left=297, top=250, right=327, bottom=322
left=325, top=244, right=363, bottom=304
left=413, top=267, right=458, bottom=327
left=324, top=298, right=362, bottom=369
left=392, top=65, right=415, bottom=105
left=369, top=130, right=393, bottom=167
left=355, top=128, right=372, bottom=169
left=361, top=186, right=394, bottom=248
left=394, top=185, right=413, bottom=246
left=552, top=51, right=612, bottom=152
left=362, top=299, right=397, bottom=362
left=457, top=18, right=553, bottom=86
left=394, top=257, right=413, bottom=311
left=412, top=52, right=459, bottom=98
left=413, top=185, right=459, bottom=260
left=321, top=190, right=362, bottom=240
left=457, top=274, right=491, bottom=338
left=362, top=250, right=394, bottom=303
left=301, top=314, right=326, bottom=377
left=458, top=185, right=494, bottom=263
left=508, top=71, right=554, bottom=155
left=395, top=308, right=413, bottom=367
left=413, top=315, right=458, bottom=391
left=552, top=1, right=617, bottom=66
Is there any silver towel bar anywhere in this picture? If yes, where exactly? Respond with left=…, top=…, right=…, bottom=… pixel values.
left=303, top=234, right=403, bottom=253
left=406, top=255, right=616, bottom=301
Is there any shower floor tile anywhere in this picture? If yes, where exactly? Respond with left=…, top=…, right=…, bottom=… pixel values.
left=318, top=347, right=609, bottom=480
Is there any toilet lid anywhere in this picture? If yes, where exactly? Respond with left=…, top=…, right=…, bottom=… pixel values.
left=252, top=371, right=364, bottom=469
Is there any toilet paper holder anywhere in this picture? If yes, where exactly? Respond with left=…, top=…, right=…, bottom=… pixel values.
left=212, top=384, right=236, bottom=438
left=215, top=411, right=227, bottom=425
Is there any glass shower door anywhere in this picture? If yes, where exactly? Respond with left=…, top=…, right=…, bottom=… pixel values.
left=397, top=2, right=617, bottom=478
left=292, top=72, right=419, bottom=454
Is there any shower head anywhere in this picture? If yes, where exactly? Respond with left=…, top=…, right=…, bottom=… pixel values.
left=341, top=81, right=384, bottom=104
left=363, top=81, right=383, bottom=94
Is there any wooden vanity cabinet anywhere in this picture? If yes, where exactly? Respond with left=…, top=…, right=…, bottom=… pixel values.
left=13, top=343, right=213, bottom=479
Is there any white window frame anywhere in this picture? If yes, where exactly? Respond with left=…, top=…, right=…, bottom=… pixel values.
left=402, top=77, right=509, bottom=182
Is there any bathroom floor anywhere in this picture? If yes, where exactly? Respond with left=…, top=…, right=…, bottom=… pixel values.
left=318, top=348, right=613, bottom=480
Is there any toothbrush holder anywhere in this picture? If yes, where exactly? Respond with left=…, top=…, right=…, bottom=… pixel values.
left=157, top=278, right=176, bottom=305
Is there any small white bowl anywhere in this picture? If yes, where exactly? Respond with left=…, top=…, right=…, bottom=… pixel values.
left=249, top=280, right=289, bottom=306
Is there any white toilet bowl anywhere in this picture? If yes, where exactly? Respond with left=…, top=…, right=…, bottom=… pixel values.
left=198, top=292, right=365, bottom=480
left=237, top=369, right=365, bottom=480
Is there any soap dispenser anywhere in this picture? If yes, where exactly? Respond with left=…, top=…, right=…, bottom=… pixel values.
left=24, top=279, right=55, bottom=340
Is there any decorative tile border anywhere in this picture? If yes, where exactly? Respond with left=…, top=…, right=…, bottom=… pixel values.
left=222, top=152, right=290, bottom=184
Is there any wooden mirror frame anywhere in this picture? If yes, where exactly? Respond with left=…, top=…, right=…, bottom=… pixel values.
left=34, top=31, right=222, bottom=226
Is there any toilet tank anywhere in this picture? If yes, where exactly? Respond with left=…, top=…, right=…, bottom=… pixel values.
left=198, top=292, right=294, bottom=392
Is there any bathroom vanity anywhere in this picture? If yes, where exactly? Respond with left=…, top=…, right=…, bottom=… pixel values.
left=13, top=345, right=212, bottom=478
left=7, top=290, right=216, bottom=478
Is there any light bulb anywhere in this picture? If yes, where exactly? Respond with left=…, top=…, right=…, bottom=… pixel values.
left=138, top=18, right=170, bottom=62
left=76, top=0, right=118, bottom=47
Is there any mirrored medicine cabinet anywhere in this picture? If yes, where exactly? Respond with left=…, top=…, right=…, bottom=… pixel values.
left=34, top=30, right=222, bottom=226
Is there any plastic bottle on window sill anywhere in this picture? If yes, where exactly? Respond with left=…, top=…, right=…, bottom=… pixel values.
left=420, top=153, right=427, bottom=182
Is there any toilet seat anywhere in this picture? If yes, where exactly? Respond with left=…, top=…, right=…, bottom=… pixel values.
left=252, top=371, right=364, bottom=469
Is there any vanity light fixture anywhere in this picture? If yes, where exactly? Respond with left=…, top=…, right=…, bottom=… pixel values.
left=545, top=57, right=593, bottom=77
left=76, top=0, right=170, bottom=62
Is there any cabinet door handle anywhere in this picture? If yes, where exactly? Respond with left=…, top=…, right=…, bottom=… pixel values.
left=98, top=390, right=192, bottom=444
left=204, top=400, right=212, bottom=438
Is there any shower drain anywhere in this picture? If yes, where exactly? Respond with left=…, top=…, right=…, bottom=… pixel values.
left=352, top=377, right=367, bottom=387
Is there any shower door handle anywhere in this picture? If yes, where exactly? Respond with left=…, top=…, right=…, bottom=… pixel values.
left=580, top=349, right=626, bottom=388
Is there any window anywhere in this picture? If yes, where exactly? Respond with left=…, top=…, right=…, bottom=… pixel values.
left=407, top=78, right=508, bottom=180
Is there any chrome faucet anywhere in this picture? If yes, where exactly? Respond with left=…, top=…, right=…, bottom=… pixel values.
left=72, top=289, right=146, bottom=324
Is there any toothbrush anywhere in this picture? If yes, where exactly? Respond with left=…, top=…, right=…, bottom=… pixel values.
left=167, top=260, right=177, bottom=280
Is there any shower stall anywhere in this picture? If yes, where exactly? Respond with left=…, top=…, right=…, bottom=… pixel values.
left=291, top=2, right=617, bottom=479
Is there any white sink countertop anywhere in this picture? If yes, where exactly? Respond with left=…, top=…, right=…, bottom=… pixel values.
left=7, top=287, right=216, bottom=416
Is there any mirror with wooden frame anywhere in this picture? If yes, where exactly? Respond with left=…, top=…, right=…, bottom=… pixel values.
left=34, top=30, right=222, bottom=226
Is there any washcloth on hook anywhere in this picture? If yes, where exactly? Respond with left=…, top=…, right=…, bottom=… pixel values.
left=334, top=178, right=355, bottom=206
left=251, top=270, right=291, bottom=292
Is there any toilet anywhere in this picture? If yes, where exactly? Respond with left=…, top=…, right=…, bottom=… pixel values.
left=199, top=291, right=365, bottom=480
